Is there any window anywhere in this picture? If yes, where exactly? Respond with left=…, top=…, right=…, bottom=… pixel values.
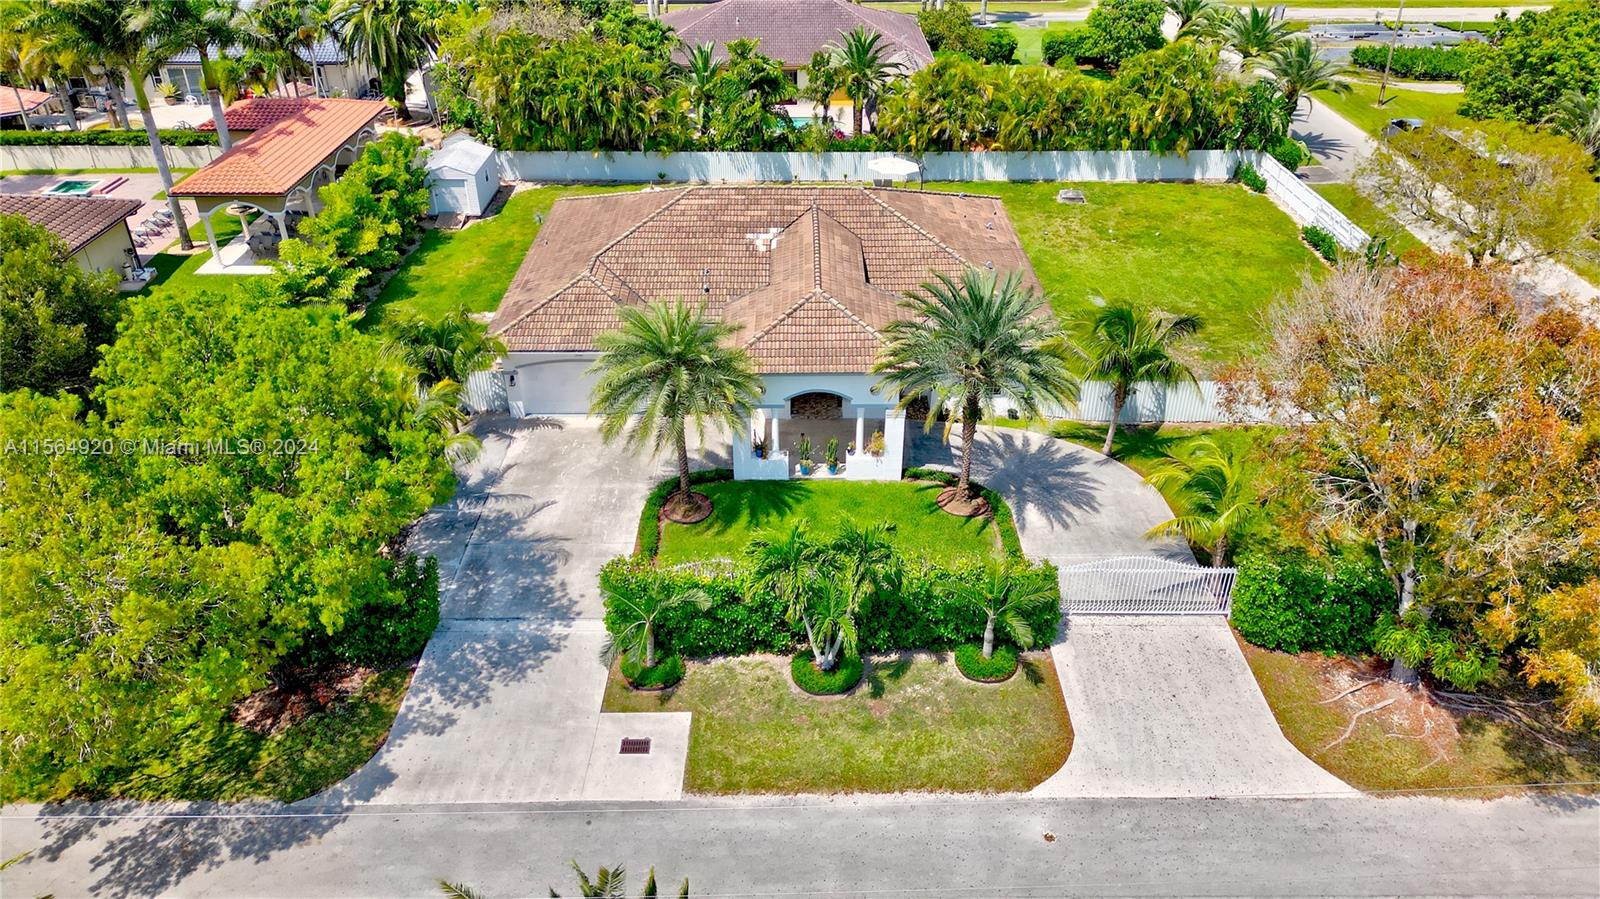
left=158, top=66, right=206, bottom=98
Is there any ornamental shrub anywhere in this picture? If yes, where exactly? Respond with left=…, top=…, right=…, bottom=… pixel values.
left=0, top=129, right=219, bottom=147
left=327, top=555, right=441, bottom=666
left=790, top=652, right=864, bottom=694
left=977, top=28, right=1019, bottom=65
left=1235, top=161, right=1267, bottom=192
left=1302, top=225, right=1340, bottom=263
left=1267, top=135, right=1309, bottom=171
left=954, top=642, right=1018, bottom=682
left=1349, top=45, right=1473, bottom=81
left=620, top=653, right=686, bottom=689
left=1041, top=30, right=1079, bottom=66
left=1230, top=551, right=1395, bottom=655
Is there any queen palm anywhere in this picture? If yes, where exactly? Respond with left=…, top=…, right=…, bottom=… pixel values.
left=139, top=0, right=245, bottom=149
left=1259, top=37, right=1349, bottom=113
left=333, top=0, right=435, bottom=121
left=873, top=268, right=1079, bottom=503
left=746, top=523, right=856, bottom=672
left=952, top=561, right=1054, bottom=660
left=1077, top=301, right=1200, bottom=457
left=1220, top=5, right=1292, bottom=61
left=831, top=27, right=902, bottom=136
left=1143, top=437, right=1259, bottom=566
left=382, top=306, right=506, bottom=390
left=600, top=581, right=711, bottom=671
left=589, top=301, right=762, bottom=515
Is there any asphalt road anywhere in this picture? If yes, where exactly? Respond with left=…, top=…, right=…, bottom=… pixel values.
left=4, top=794, right=1596, bottom=897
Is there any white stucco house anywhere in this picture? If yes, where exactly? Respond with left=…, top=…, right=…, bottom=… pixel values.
left=426, top=136, right=499, bottom=218
left=486, top=185, right=1039, bottom=481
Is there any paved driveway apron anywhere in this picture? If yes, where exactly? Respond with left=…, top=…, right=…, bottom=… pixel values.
left=331, top=417, right=722, bottom=805
left=914, top=427, right=1356, bottom=797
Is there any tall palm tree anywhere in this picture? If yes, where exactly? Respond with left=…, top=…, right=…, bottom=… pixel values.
left=873, top=268, right=1079, bottom=502
left=830, top=521, right=898, bottom=609
left=382, top=306, right=506, bottom=389
left=680, top=43, right=720, bottom=138
left=27, top=0, right=132, bottom=129
left=951, top=561, right=1054, bottom=659
left=831, top=27, right=902, bottom=136
left=333, top=0, right=434, bottom=121
left=244, top=0, right=311, bottom=96
left=1143, top=437, right=1259, bottom=566
left=1077, top=302, right=1201, bottom=456
left=138, top=0, right=245, bottom=149
left=600, top=581, right=710, bottom=671
left=1220, top=5, right=1292, bottom=62
left=1258, top=37, right=1349, bottom=113
left=1549, top=89, right=1600, bottom=158
left=589, top=301, right=762, bottom=513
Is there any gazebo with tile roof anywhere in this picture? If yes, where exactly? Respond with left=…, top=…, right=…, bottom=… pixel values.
left=490, top=185, right=1040, bottom=481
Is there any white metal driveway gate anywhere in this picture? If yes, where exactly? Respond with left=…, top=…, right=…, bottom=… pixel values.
left=1057, top=556, right=1237, bottom=615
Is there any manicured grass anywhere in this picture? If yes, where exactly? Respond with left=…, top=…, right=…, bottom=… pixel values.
left=1226, top=0, right=1511, bottom=6
left=602, top=652, right=1072, bottom=793
left=927, top=181, right=1320, bottom=369
left=1000, top=22, right=1085, bottom=64
left=135, top=212, right=264, bottom=301
left=86, top=667, right=412, bottom=802
left=1310, top=183, right=1432, bottom=260
left=1241, top=641, right=1600, bottom=794
left=657, top=479, right=1004, bottom=564
left=1313, top=81, right=1466, bottom=140
left=360, top=184, right=641, bottom=328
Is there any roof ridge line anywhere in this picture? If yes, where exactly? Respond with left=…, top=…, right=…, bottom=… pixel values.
left=742, top=291, right=821, bottom=349
left=586, top=187, right=692, bottom=273
left=816, top=289, right=886, bottom=343
left=810, top=201, right=823, bottom=291
left=862, top=189, right=969, bottom=268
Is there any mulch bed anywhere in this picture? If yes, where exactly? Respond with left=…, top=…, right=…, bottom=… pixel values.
left=936, top=485, right=991, bottom=518
left=230, top=663, right=376, bottom=736
left=662, top=490, right=714, bottom=524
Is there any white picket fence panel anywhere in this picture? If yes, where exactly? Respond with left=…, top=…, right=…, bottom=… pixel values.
left=1057, top=556, right=1237, bottom=615
left=1248, top=151, right=1370, bottom=251
left=462, top=369, right=508, bottom=413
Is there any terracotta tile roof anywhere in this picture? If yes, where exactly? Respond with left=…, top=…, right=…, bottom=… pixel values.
left=0, top=194, right=141, bottom=254
left=662, top=0, right=934, bottom=69
left=198, top=97, right=327, bottom=132
left=490, top=186, right=1042, bottom=374
left=0, top=88, right=53, bottom=117
left=171, top=98, right=388, bottom=197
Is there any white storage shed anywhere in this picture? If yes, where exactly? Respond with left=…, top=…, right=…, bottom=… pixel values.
left=426, top=137, right=499, bottom=217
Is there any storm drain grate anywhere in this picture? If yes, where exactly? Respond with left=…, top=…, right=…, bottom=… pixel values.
left=619, top=738, right=652, bottom=755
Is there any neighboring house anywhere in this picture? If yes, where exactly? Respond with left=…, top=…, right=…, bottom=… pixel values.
left=0, top=194, right=143, bottom=278
left=139, top=38, right=377, bottom=104
left=661, top=0, right=933, bottom=93
left=426, top=135, right=499, bottom=218
left=0, top=87, right=58, bottom=128
left=488, top=185, right=1036, bottom=481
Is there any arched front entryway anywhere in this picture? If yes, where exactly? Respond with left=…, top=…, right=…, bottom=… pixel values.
left=732, top=378, right=906, bottom=482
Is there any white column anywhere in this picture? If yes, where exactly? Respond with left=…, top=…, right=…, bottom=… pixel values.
left=855, top=408, right=864, bottom=451
left=884, top=409, right=906, bottom=478
left=771, top=415, right=780, bottom=451
left=270, top=212, right=289, bottom=243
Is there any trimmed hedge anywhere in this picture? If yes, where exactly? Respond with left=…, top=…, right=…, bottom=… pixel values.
left=1268, top=135, right=1309, bottom=171
left=1042, top=30, right=1078, bottom=66
left=601, top=553, right=1061, bottom=658
left=1230, top=551, right=1395, bottom=655
left=903, top=467, right=1024, bottom=560
left=1302, top=225, right=1340, bottom=263
left=0, top=129, right=220, bottom=147
left=1350, top=45, right=1472, bottom=81
left=1235, top=161, right=1267, bottom=193
left=620, top=653, right=686, bottom=689
left=791, top=652, right=864, bottom=694
left=635, top=468, right=734, bottom=558
left=954, top=643, right=1019, bottom=682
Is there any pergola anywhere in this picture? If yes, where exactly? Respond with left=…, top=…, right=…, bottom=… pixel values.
left=170, top=98, right=388, bottom=268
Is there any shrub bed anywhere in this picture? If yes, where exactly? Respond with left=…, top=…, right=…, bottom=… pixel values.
left=1236, top=161, right=1268, bottom=193
left=902, top=467, right=1024, bottom=559
left=636, top=468, right=734, bottom=557
left=1350, top=45, right=1473, bottom=81
left=620, top=653, right=686, bottom=690
left=0, top=129, right=220, bottom=147
left=790, top=652, right=864, bottom=695
left=953, top=643, right=1019, bottom=682
left=1302, top=225, right=1340, bottom=263
left=1230, top=550, right=1395, bottom=654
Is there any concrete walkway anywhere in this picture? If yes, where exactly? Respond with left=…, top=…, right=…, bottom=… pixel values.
left=914, top=426, right=1356, bottom=798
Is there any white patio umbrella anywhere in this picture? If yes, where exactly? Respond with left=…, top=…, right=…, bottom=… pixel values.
left=867, top=156, right=922, bottom=187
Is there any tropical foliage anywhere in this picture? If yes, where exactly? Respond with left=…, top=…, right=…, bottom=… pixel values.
left=831, top=27, right=903, bottom=136
left=0, top=214, right=121, bottom=395
left=1144, top=437, right=1260, bottom=566
left=1259, top=38, right=1350, bottom=113
left=1076, top=301, right=1201, bottom=456
left=332, top=0, right=438, bottom=120
left=1460, top=0, right=1600, bottom=127
left=949, top=561, right=1054, bottom=659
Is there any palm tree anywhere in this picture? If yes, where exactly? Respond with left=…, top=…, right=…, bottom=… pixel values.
left=411, top=378, right=482, bottom=464
left=800, top=50, right=842, bottom=126
left=830, top=521, right=898, bottom=608
left=600, top=581, right=710, bottom=671
left=333, top=0, right=435, bottom=121
left=244, top=0, right=311, bottom=97
left=1165, top=0, right=1219, bottom=37
left=1549, top=89, right=1600, bottom=158
left=831, top=27, right=903, bottom=136
left=1220, top=5, right=1292, bottom=62
left=1077, top=302, right=1200, bottom=457
left=746, top=522, right=853, bottom=671
left=1258, top=37, right=1349, bottom=113
left=589, top=301, right=762, bottom=514
left=382, top=306, right=506, bottom=389
left=873, top=268, right=1079, bottom=502
left=27, top=0, right=133, bottom=129
left=0, top=4, right=39, bottom=132
left=440, top=862, right=688, bottom=898
left=1143, top=437, right=1259, bottom=566
left=138, top=0, right=245, bottom=150
left=680, top=43, right=720, bottom=138
left=951, top=561, right=1054, bottom=659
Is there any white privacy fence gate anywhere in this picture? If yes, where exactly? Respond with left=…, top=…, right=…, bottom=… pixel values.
left=1057, top=556, right=1237, bottom=615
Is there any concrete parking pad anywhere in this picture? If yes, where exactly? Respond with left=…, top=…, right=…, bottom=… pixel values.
left=580, top=713, right=693, bottom=801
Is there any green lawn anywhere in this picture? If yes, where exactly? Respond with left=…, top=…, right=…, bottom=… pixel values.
left=999, top=22, right=1085, bottom=64
left=76, top=667, right=411, bottom=802
left=658, top=479, right=1005, bottom=564
left=602, top=652, right=1072, bottom=793
left=361, top=184, right=637, bottom=329
left=1225, top=0, right=1513, bottom=6
left=1242, top=641, right=1600, bottom=794
left=1311, top=183, right=1432, bottom=260
left=134, top=212, right=265, bottom=302
left=927, top=181, right=1320, bottom=369
left=1313, top=81, right=1466, bottom=140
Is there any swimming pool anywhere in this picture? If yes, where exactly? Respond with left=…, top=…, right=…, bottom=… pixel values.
left=46, top=179, right=102, bottom=196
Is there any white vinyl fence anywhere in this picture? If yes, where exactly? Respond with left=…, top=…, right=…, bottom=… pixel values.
left=993, top=380, right=1273, bottom=425
left=462, top=369, right=508, bottom=413
left=1058, top=556, right=1238, bottom=615
left=1246, top=151, right=1370, bottom=250
left=0, top=143, right=222, bottom=172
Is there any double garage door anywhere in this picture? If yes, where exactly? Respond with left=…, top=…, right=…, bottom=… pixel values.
left=510, top=357, right=600, bottom=415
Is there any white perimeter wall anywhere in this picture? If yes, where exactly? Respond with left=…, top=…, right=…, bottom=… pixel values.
left=1, top=143, right=222, bottom=172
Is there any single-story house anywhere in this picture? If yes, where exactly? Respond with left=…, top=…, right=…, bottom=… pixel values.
left=141, top=38, right=377, bottom=103
left=0, top=87, right=59, bottom=128
left=197, top=96, right=336, bottom=137
left=488, top=185, right=1038, bottom=481
left=426, top=136, right=499, bottom=218
left=1, top=194, right=143, bottom=278
left=661, top=0, right=934, bottom=94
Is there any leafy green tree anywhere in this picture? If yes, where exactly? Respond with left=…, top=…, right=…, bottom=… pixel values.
left=382, top=306, right=506, bottom=389
left=1258, top=37, right=1349, bottom=113
left=876, top=53, right=995, bottom=152
left=600, top=580, right=710, bottom=670
left=800, top=49, right=843, bottom=126
left=1076, top=302, right=1200, bottom=456
left=831, top=27, right=903, bottom=136
left=1219, top=4, right=1293, bottom=61
left=589, top=301, right=761, bottom=510
left=873, top=268, right=1079, bottom=500
left=1460, top=0, right=1600, bottom=126
left=333, top=0, right=436, bottom=120
left=952, top=561, right=1054, bottom=659
left=1144, top=437, right=1260, bottom=566
left=1100, top=41, right=1256, bottom=154
left=0, top=214, right=122, bottom=395
left=1077, top=0, right=1168, bottom=68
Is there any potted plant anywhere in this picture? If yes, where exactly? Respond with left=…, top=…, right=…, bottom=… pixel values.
left=825, top=436, right=840, bottom=474
left=796, top=434, right=813, bottom=475
left=867, top=429, right=886, bottom=458
left=752, top=435, right=767, bottom=459
left=158, top=82, right=181, bottom=105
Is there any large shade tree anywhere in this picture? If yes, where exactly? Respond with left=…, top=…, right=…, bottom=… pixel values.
left=0, top=214, right=122, bottom=395
left=589, top=301, right=762, bottom=518
left=1076, top=301, right=1201, bottom=456
left=873, top=268, right=1079, bottom=503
